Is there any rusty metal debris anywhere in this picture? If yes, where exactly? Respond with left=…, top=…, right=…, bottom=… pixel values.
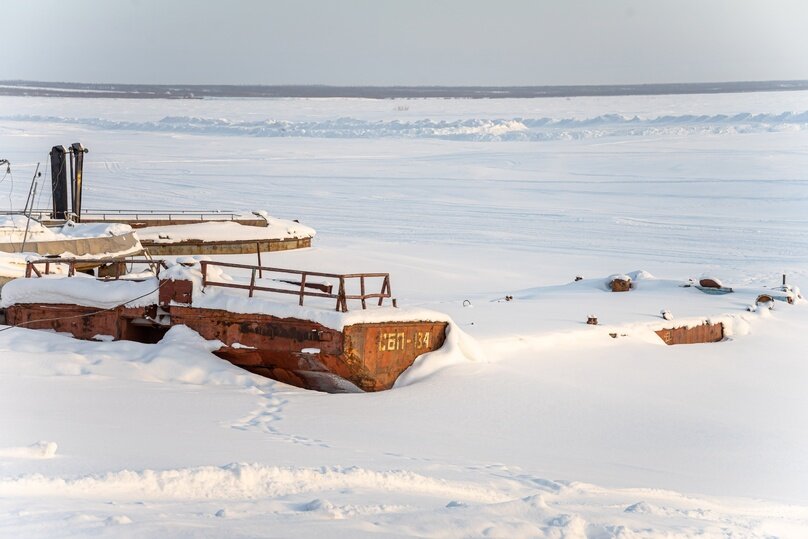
left=655, top=321, right=724, bottom=345
left=695, top=277, right=733, bottom=295
left=610, top=277, right=631, bottom=292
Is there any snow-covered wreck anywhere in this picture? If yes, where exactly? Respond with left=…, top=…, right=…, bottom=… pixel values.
left=1, top=258, right=449, bottom=393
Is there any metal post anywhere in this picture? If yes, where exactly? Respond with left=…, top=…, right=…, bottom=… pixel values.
left=70, top=143, right=87, bottom=222
left=249, top=268, right=256, bottom=297
left=50, top=146, right=69, bottom=220
left=20, top=163, right=41, bottom=253
left=379, top=276, right=390, bottom=306
left=336, top=278, right=346, bottom=312
left=299, top=273, right=307, bottom=306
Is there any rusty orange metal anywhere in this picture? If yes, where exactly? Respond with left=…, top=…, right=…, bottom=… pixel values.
left=5, top=300, right=447, bottom=393
left=699, top=278, right=722, bottom=289
left=655, top=321, right=724, bottom=345
left=159, top=279, right=194, bottom=305
left=610, top=278, right=631, bottom=292
left=4, top=304, right=166, bottom=343
left=4, top=262, right=447, bottom=392
left=142, top=236, right=311, bottom=256
left=169, top=306, right=446, bottom=392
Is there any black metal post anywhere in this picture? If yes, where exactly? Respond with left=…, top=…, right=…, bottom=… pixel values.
left=50, top=146, right=69, bottom=219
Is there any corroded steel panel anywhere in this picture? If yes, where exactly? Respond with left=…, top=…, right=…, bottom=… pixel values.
left=169, top=306, right=447, bottom=392
left=142, top=237, right=311, bottom=256
left=3, top=304, right=155, bottom=341
left=610, top=278, right=631, bottom=292
left=655, top=322, right=724, bottom=345
left=159, top=279, right=194, bottom=305
left=343, top=322, right=448, bottom=391
left=168, top=306, right=351, bottom=390
left=699, top=278, right=722, bottom=289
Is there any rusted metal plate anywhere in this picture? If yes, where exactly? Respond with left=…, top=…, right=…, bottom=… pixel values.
left=610, top=278, right=631, bottom=292
left=169, top=306, right=447, bottom=392
left=699, top=278, right=722, bottom=289
left=655, top=322, right=724, bottom=345
left=343, top=322, right=448, bottom=391
left=159, top=279, right=194, bottom=305
left=142, top=237, right=311, bottom=256
left=3, top=304, right=161, bottom=341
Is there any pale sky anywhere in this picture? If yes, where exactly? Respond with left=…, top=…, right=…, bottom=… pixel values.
left=2, top=0, right=807, bottom=86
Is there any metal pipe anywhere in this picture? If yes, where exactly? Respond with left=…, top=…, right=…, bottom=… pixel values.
left=20, top=163, right=41, bottom=253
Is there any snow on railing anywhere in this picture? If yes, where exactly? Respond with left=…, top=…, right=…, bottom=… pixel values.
left=199, top=261, right=394, bottom=312
left=24, top=257, right=167, bottom=279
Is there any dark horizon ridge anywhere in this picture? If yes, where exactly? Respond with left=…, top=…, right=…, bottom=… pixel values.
left=2, top=79, right=807, bottom=99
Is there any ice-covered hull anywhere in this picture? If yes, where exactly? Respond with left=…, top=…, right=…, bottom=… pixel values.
left=171, top=306, right=446, bottom=392
left=3, top=302, right=447, bottom=392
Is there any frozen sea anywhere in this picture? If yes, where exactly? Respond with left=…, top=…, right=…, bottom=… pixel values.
left=1, top=91, right=807, bottom=537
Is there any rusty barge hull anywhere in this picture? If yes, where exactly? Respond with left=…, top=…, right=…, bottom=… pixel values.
left=4, top=303, right=446, bottom=393
left=141, top=236, right=311, bottom=256
left=4, top=303, right=164, bottom=343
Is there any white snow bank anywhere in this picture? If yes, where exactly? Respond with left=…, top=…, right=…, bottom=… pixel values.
left=0, top=216, right=133, bottom=242
left=0, top=462, right=508, bottom=503
left=0, top=325, right=262, bottom=388
left=395, top=324, right=487, bottom=387
left=0, top=252, right=69, bottom=281
left=0, top=274, right=159, bottom=309
left=5, top=110, right=808, bottom=141
left=0, top=219, right=142, bottom=270
left=137, top=219, right=315, bottom=243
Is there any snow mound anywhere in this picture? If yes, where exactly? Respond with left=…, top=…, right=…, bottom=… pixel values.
left=0, top=463, right=509, bottom=503
left=0, top=325, right=264, bottom=388
left=395, top=324, right=487, bottom=387
left=0, top=275, right=160, bottom=309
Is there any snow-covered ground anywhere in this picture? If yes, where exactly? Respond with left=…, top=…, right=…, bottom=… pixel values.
left=1, top=92, right=807, bottom=537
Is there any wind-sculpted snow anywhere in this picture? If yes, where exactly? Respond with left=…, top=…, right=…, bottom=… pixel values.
left=4, top=111, right=808, bottom=140
left=4, top=462, right=806, bottom=537
left=0, top=463, right=509, bottom=502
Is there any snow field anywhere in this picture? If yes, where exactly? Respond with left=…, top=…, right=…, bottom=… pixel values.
left=1, top=91, right=808, bottom=537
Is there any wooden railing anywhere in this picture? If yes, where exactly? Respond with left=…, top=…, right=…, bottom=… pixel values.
left=24, top=258, right=167, bottom=279
left=199, top=261, right=393, bottom=312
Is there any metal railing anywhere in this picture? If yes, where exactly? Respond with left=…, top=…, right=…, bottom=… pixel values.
left=78, top=209, right=248, bottom=222
left=0, top=209, right=256, bottom=224
left=200, top=261, right=393, bottom=312
left=24, top=257, right=167, bottom=279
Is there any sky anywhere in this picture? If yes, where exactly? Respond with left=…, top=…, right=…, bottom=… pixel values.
left=2, top=0, right=807, bottom=86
